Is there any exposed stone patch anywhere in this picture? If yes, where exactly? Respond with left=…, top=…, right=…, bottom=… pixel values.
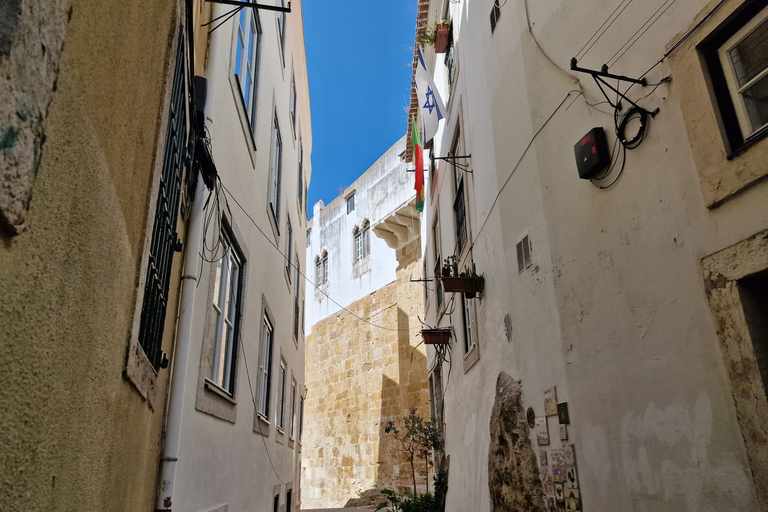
left=488, top=372, right=545, bottom=512
left=0, top=0, right=72, bottom=235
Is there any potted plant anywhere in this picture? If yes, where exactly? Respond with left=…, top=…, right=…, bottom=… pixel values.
left=440, top=256, right=484, bottom=298
left=418, top=19, right=452, bottom=53
left=421, top=327, right=452, bottom=345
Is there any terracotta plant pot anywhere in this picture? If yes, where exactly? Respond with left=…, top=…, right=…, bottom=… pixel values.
left=422, top=328, right=452, bottom=345
left=440, top=276, right=484, bottom=298
left=434, top=24, right=450, bottom=53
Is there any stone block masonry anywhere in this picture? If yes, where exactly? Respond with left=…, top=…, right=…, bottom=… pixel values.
left=302, top=258, right=430, bottom=509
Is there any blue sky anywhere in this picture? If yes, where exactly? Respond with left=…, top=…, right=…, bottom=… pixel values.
left=303, top=0, right=416, bottom=217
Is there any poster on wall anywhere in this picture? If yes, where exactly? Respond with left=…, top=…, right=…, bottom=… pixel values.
left=535, top=417, right=550, bottom=446
left=544, top=386, right=558, bottom=416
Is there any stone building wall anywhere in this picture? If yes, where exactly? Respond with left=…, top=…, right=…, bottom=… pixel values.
left=302, top=257, right=431, bottom=509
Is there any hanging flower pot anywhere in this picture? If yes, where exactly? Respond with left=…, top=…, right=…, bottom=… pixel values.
left=440, top=276, right=484, bottom=298
left=434, top=23, right=451, bottom=53
left=422, top=328, right=452, bottom=345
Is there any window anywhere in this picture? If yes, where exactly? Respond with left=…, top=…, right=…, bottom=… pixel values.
left=273, top=494, right=280, bottom=512
left=207, top=232, right=243, bottom=393
left=316, top=251, right=328, bottom=286
left=299, top=395, right=304, bottom=441
left=277, top=360, right=287, bottom=429
left=433, top=215, right=443, bottom=310
left=286, top=489, right=293, bottom=512
left=293, top=257, right=301, bottom=340
left=257, top=314, right=274, bottom=417
left=451, top=125, right=469, bottom=254
left=346, top=193, right=355, bottom=214
left=277, top=0, right=286, bottom=53
left=290, top=378, right=297, bottom=437
left=234, top=7, right=261, bottom=133
left=353, top=222, right=370, bottom=263
left=702, top=3, right=768, bottom=154
left=297, top=140, right=304, bottom=211
left=290, top=73, right=297, bottom=131
left=300, top=297, right=305, bottom=334
left=136, top=39, right=187, bottom=371
left=285, top=218, right=292, bottom=279
left=306, top=227, right=311, bottom=246
left=269, top=113, right=282, bottom=221
left=490, top=0, right=501, bottom=33
left=516, top=234, right=532, bottom=273
left=460, top=294, right=475, bottom=354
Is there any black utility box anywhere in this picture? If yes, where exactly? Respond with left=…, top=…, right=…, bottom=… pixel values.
left=574, top=127, right=610, bottom=179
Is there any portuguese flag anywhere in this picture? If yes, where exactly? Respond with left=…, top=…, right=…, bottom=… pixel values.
left=412, top=116, right=424, bottom=212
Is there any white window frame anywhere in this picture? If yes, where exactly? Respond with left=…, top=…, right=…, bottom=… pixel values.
left=299, top=395, right=304, bottom=441
left=346, top=193, right=355, bottom=214
left=285, top=218, right=292, bottom=279
left=277, top=360, right=287, bottom=430
left=234, top=8, right=261, bottom=133
left=460, top=294, right=476, bottom=355
left=290, top=378, right=297, bottom=437
left=269, top=113, right=282, bottom=221
left=718, top=6, right=768, bottom=140
left=257, top=314, right=274, bottom=417
left=209, top=234, right=243, bottom=393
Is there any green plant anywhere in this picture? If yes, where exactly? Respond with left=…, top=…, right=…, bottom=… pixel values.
left=417, top=19, right=452, bottom=46
left=385, top=409, right=442, bottom=494
left=441, top=256, right=478, bottom=278
left=376, top=490, right=440, bottom=512
left=376, top=489, right=403, bottom=511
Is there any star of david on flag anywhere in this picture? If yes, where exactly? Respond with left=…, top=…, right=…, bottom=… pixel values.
left=415, top=49, right=447, bottom=143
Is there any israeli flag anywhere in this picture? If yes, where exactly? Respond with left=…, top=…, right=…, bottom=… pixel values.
left=415, top=49, right=447, bottom=143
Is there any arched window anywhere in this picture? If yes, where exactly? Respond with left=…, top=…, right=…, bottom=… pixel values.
left=354, top=220, right=371, bottom=262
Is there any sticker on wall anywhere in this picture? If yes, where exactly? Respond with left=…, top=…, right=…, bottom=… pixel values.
left=540, top=465, right=555, bottom=496
left=535, top=417, right=550, bottom=446
left=563, top=444, right=576, bottom=467
left=557, top=402, right=570, bottom=424
left=555, top=483, right=565, bottom=507
left=544, top=387, right=558, bottom=416
left=559, top=424, right=568, bottom=441
left=540, top=450, right=548, bottom=466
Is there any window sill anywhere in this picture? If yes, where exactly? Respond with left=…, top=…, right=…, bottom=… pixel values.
left=727, top=124, right=768, bottom=160
left=254, top=412, right=271, bottom=436
left=204, top=379, right=237, bottom=405
left=276, top=427, right=286, bottom=444
left=288, top=436, right=295, bottom=449
left=463, top=343, right=480, bottom=373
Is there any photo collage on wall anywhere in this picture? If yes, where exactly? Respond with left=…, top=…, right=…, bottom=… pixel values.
left=534, top=386, right=582, bottom=511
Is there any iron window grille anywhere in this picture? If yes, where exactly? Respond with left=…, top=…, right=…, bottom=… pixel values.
left=444, top=34, right=456, bottom=91
left=137, top=40, right=187, bottom=371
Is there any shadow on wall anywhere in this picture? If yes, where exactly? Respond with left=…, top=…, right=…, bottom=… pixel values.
left=344, top=306, right=430, bottom=508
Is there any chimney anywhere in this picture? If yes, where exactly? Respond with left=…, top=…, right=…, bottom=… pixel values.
left=313, top=200, right=324, bottom=218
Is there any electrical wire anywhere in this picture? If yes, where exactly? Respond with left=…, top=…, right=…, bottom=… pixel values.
left=606, top=0, right=678, bottom=68
left=219, top=182, right=422, bottom=333
left=471, top=90, right=582, bottom=245
left=575, top=0, right=636, bottom=61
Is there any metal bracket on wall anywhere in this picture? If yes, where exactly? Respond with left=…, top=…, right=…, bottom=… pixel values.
left=569, top=59, right=659, bottom=116
left=204, top=0, right=291, bottom=13
left=432, top=154, right=472, bottom=173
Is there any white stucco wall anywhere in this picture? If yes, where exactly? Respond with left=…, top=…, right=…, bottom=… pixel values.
left=304, top=136, right=416, bottom=335
left=419, top=0, right=768, bottom=511
left=172, top=2, right=312, bottom=511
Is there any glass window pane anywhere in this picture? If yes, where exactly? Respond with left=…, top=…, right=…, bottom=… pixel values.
left=743, top=75, right=768, bottom=133
left=729, top=19, right=768, bottom=87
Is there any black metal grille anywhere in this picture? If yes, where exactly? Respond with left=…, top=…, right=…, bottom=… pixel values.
left=138, top=41, right=187, bottom=370
left=444, top=37, right=455, bottom=91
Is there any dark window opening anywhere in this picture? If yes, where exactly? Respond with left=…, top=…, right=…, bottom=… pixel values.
left=739, top=268, right=768, bottom=394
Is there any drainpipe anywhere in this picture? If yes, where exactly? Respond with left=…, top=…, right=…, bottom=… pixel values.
left=155, top=4, right=225, bottom=510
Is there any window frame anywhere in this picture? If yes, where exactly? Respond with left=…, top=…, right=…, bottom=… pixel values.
left=257, top=312, right=274, bottom=418
left=277, top=359, right=287, bottom=430
left=234, top=7, right=262, bottom=136
left=208, top=231, right=244, bottom=394
left=285, top=217, right=292, bottom=280
left=268, top=112, right=283, bottom=222
left=346, top=193, right=356, bottom=214
left=433, top=213, right=443, bottom=311
left=717, top=6, right=768, bottom=142
left=293, top=255, right=301, bottom=342
left=700, top=2, right=768, bottom=156
left=289, top=378, right=297, bottom=438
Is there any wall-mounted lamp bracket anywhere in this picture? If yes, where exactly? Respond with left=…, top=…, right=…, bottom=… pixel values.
left=431, top=154, right=473, bottom=173
left=205, top=0, right=291, bottom=13
left=570, top=58, right=659, bottom=117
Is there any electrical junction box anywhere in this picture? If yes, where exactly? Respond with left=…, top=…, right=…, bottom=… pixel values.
left=574, top=127, right=610, bottom=179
